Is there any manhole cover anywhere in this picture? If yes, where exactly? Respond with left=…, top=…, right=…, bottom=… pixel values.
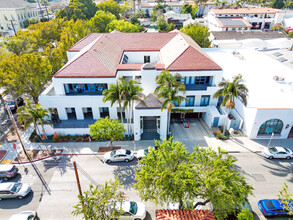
left=252, top=174, right=266, bottom=182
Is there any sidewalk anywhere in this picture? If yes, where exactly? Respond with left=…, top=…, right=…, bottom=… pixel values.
left=1, top=125, right=293, bottom=164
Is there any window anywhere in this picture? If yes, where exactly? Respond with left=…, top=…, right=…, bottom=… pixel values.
left=200, top=95, right=210, bottom=106
left=172, top=101, right=179, bottom=107
left=144, top=55, right=150, bottom=63
left=186, top=96, right=195, bottom=106
left=258, top=119, right=283, bottom=135
left=122, top=54, right=128, bottom=64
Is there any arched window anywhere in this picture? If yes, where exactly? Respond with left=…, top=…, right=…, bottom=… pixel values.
left=258, top=119, right=283, bottom=135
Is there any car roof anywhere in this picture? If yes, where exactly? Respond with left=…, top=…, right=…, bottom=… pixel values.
left=0, top=164, right=14, bottom=172
left=115, top=149, right=126, bottom=154
left=275, top=147, right=286, bottom=152
left=9, top=214, right=31, bottom=220
left=0, top=183, right=14, bottom=191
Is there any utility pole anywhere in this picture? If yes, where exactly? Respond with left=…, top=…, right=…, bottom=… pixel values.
left=6, top=106, right=29, bottom=160
left=73, top=161, right=87, bottom=220
left=10, top=20, right=17, bottom=36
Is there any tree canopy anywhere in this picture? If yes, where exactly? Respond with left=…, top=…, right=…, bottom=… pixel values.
left=278, top=182, right=293, bottom=215
left=156, top=16, right=175, bottom=32
left=106, top=20, right=140, bottom=32
left=180, top=24, right=211, bottom=47
left=89, top=117, right=126, bottom=147
left=134, top=138, right=253, bottom=219
left=72, top=177, right=125, bottom=220
left=91, top=11, right=116, bottom=32
left=96, top=0, right=121, bottom=19
left=180, top=3, right=198, bottom=19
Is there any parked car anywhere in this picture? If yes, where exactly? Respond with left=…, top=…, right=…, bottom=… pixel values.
left=0, top=182, right=31, bottom=200
left=104, top=149, right=134, bottom=163
left=258, top=199, right=293, bottom=217
left=137, top=146, right=157, bottom=160
left=8, top=97, right=24, bottom=111
left=262, top=147, right=293, bottom=159
left=9, top=211, right=38, bottom=220
left=116, top=201, right=146, bottom=220
left=0, top=164, right=18, bottom=180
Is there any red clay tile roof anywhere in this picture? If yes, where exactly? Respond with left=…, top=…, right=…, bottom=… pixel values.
left=156, top=209, right=216, bottom=220
left=211, top=7, right=281, bottom=15
left=68, top=33, right=103, bottom=52
left=168, top=46, right=222, bottom=71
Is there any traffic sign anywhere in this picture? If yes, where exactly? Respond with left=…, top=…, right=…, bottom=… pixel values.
left=13, top=144, right=17, bottom=149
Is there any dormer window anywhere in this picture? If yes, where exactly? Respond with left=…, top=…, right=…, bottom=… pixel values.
left=122, top=54, right=128, bottom=64
left=144, top=55, right=150, bottom=63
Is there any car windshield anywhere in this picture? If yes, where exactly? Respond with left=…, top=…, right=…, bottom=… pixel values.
left=8, top=101, right=14, bottom=105
left=111, top=150, right=116, bottom=157
left=144, top=149, right=149, bottom=155
left=125, top=150, right=131, bottom=155
left=269, top=148, right=278, bottom=154
left=11, top=183, right=22, bottom=193
left=129, top=202, right=138, bottom=215
left=264, top=200, right=276, bottom=210
left=284, top=148, right=290, bottom=153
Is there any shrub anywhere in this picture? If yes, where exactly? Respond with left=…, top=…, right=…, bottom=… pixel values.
left=237, top=208, right=253, bottom=220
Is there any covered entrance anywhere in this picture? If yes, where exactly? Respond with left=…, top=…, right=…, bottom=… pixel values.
left=141, top=116, right=160, bottom=140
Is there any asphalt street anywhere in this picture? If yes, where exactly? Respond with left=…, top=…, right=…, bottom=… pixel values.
left=0, top=152, right=292, bottom=220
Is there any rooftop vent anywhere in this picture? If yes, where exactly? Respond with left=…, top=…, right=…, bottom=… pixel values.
left=273, top=75, right=285, bottom=81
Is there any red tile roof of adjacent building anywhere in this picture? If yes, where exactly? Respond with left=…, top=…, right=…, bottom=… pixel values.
left=211, top=7, right=282, bottom=15
left=156, top=209, right=216, bottom=220
left=55, top=32, right=222, bottom=78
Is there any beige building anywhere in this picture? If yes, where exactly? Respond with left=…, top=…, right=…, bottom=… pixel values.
left=0, top=0, right=38, bottom=36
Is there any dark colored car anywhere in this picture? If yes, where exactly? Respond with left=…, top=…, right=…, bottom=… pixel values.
left=0, top=164, right=18, bottom=181
left=258, top=199, right=293, bottom=217
left=8, top=97, right=24, bottom=112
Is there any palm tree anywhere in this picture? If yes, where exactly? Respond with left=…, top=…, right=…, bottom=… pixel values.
left=155, top=70, right=186, bottom=136
left=103, top=78, right=125, bottom=123
left=17, top=98, right=52, bottom=140
left=123, top=79, right=144, bottom=138
left=213, top=75, right=248, bottom=133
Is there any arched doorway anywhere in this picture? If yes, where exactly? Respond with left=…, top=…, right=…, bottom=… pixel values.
left=258, top=119, right=283, bottom=135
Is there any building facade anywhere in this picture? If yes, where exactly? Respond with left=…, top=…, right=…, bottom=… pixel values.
left=205, top=7, right=284, bottom=32
left=39, top=31, right=224, bottom=140
left=0, top=0, right=38, bottom=36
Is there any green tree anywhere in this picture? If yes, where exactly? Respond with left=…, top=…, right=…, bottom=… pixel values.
left=106, top=20, right=140, bottom=32
left=103, top=78, right=125, bottom=123
left=181, top=3, right=198, bottom=18
left=23, top=17, right=39, bottom=28
left=90, top=11, right=116, bottom=32
left=123, top=79, right=144, bottom=137
left=17, top=98, right=52, bottom=138
left=180, top=23, right=211, bottom=47
left=129, top=15, right=140, bottom=25
left=270, top=24, right=286, bottom=31
left=157, top=15, right=175, bottom=32
left=96, top=0, right=121, bottom=19
left=284, top=1, right=293, bottom=8
left=278, top=182, right=293, bottom=215
left=289, top=31, right=293, bottom=38
left=155, top=70, right=186, bottom=136
left=89, top=117, right=126, bottom=147
left=270, top=0, right=284, bottom=8
left=152, top=4, right=166, bottom=21
left=42, top=44, right=65, bottom=74
left=134, top=138, right=253, bottom=219
left=237, top=208, right=253, bottom=220
left=72, top=177, right=125, bottom=220
left=213, top=75, right=248, bottom=134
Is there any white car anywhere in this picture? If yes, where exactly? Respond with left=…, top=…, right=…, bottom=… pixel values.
left=9, top=211, right=38, bottom=220
left=262, top=147, right=293, bottom=159
left=117, top=201, right=146, bottom=220
left=137, top=146, right=156, bottom=160
left=104, top=149, right=134, bottom=163
left=0, top=182, right=31, bottom=200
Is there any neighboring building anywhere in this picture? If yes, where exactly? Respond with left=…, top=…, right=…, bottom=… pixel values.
left=205, top=7, right=284, bottom=31
left=183, top=18, right=205, bottom=26
left=164, top=10, right=191, bottom=26
left=138, top=18, right=151, bottom=27
left=210, top=30, right=293, bottom=48
left=39, top=31, right=223, bottom=141
left=205, top=47, right=293, bottom=139
left=0, top=0, right=38, bottom=36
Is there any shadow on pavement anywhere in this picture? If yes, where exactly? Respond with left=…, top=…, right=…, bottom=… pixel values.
left=0, top=191, right=34, bottom=209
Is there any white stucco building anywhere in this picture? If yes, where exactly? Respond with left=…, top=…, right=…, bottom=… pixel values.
left=205, top=7, right=285, bottom=32
left=39, top=31, right=225, bottom=140
left=205, top=48, right=293, bottom=139
left=0, top=0, right=38, bottom=36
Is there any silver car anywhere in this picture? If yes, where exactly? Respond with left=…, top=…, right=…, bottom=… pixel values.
left=0, top=182, right=31, bottom=200
left=104, top=149, right=134, bottom=163
left=0, top=164, right=18, bottom=180
left=262, top=147, right=293, bottom=159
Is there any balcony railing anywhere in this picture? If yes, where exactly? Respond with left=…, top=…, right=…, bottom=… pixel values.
left=185, top=84, right=208, bottom=91
left=65, top=91, right=104, bottom=96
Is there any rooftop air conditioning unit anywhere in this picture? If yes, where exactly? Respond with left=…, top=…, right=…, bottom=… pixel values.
left=273, top=75, right=285, bottom=81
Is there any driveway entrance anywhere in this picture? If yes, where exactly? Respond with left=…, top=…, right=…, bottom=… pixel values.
left=170, top=118, right=212, bottom=152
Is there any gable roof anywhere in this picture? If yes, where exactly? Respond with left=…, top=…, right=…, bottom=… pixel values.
left=156, top=209, right=216, bottom=220
left=136, top=93, right=164, bottom=109
left=56, top=31, right=222, bottom=78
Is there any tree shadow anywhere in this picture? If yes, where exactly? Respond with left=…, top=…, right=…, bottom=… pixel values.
left=42, top=155, right=74, bottom=176
left=112, top=159, right=139, bottom=189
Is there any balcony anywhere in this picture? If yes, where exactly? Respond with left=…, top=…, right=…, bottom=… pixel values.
left=185, top=84, right=208, bottom=91
left=65, top=91, right=104, bottom=96
left=64, top=83, right=107, bottom=96
left=52, top=118, right=96, bottom=129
